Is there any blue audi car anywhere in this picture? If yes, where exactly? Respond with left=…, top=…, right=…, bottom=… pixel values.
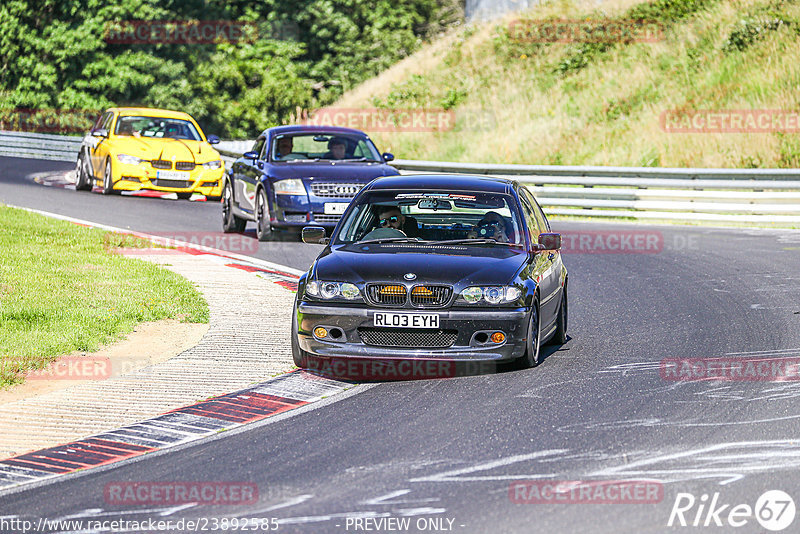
left=222, top=125, right=399, bottom=240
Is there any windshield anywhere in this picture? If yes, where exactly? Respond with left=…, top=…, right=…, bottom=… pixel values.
left=114, top=116, right=202, bottom=141
left=334, top=190, right=525, bottom=246
left=270, top=133, right=382, bottom=162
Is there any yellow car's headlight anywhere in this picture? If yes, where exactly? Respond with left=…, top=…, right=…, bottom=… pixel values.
left=116, top=153, right=142, bottom=165
left=202, top=160, right=222, bottom=169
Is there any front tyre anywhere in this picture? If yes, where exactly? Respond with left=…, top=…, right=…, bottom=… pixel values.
left=102, top=158, right=117, bottom=195
left=521, top=302, right=541, bottom=368
left=74, top=155, right=91, bottom=191
left=291, top=306, right=310, bottom=368
left=255, top=188, right=273, bottom=242
left=221, top=180, right=246, bottom=233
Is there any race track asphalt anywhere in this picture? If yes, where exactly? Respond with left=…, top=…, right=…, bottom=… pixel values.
left=2, top=156, right=800, bottom=533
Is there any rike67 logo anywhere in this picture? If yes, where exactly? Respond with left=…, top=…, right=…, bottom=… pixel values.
left=668, top=490, right=796, bottom=531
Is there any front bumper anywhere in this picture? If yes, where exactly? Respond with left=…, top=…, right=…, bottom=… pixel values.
left=297, top=302, right=529, bottom=362
left=111, top=163, right=224, bottom=197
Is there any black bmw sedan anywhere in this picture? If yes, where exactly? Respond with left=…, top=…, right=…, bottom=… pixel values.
left=292, top=174, right=567, bottom=377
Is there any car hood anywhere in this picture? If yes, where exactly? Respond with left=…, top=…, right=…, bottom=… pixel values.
left=312, top=245, right=527, bottom=287
left=112, top=137, right=220, bottom=163
left=267, top=162, right=398, bottom=182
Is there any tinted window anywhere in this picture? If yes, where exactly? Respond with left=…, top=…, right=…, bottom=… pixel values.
left=270, top=133, right=382, bottom=162
left=518, top=189, right=541, bottom=243
left=335, top=190, right=524, bottom=246
left=114, top=116, right=202, bottom=141
left=252, top=137, right=266, bottom=159
left=521, top=187, right=549, bottom=232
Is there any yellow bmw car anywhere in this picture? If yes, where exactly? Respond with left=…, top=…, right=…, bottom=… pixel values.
left=75, top=107, right=224, bottom=199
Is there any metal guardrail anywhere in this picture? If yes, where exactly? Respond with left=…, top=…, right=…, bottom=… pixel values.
left=3, top=131, right=800, bottom=223
left=391, top=159, right=800, bottom=223
left=0, top=131, right=82, bottom=162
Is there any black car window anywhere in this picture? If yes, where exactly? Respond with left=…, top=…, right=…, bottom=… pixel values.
left=335, top=190, right=525, bottom=245
left=518, top=188, right=541, bottom=243
left=523, top=187, right=551, bottom=232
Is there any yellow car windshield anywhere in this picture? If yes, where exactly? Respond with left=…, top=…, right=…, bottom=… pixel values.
left=115, top=116, right=202, bottom=141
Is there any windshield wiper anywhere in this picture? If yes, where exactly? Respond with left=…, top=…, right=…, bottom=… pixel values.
left=357, top=237, right=428, bottom=244
left=430, top=238, right=523, bottom=247
left=339, top=157, right=378, bottom=162
left=286, top=158, right=320, bottom=162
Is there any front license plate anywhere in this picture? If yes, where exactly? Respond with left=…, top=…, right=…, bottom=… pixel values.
left=374, top=312, right=439, bottom=329
left=157, top=171, right=190, bottom=181
left=324, top=202, right=348, bottom=215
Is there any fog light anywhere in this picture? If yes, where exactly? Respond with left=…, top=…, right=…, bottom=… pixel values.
left=314, top=327, right=328, bottom=338
left=491, top=332, right=505, bottom=344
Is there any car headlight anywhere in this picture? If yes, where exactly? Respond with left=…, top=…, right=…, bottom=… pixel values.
left=274, top=178, right=306, bottom=195
left=116, top=153, right=142, bottom=165
left=202, top=160, right=222, bottom=169
left=305, top=280, right=361, bottom=300
left=459, top=286, right=522, bottom=305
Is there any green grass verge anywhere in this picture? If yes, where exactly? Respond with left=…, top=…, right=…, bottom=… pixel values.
left=0, top=205, right=209, bottom=389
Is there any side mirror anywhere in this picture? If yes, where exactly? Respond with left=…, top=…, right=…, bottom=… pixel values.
left=243, top=151, right=259, bottom=162
left=207, top=135, right=220, bottom=145
left=382, top=152, right=395, bottom=162
left=538, top=233, right=561, bottom=251
left=302, top=226, right=328, bottom=244
left=91, top=129, right=108, bottom=138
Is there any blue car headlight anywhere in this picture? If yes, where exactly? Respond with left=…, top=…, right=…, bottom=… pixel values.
left=306, top=280, right=361, bottom=301
left=274, top=178, right=306, bottom=195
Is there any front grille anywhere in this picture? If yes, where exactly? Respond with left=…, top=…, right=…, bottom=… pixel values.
left=150, top=160, right=172, bottom=169
left=358, top=328, right=458, bottom=348
left=152, top=179, right=193, bottom=189
left=311, top=183, right=363, bottom=198
left=313, top=214, right=342, bottom=224
left=175, top=161, right=196, bottom=171
left=410, top=285, right=452, bottom=307
left=367, top=284, right=407, bottom=306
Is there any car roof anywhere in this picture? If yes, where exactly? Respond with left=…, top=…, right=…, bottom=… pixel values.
left=365, top=174, right=515, bottom=194
left=107, top=107, right=194, bottom=120
left=261, top=125, right=370, bottom=138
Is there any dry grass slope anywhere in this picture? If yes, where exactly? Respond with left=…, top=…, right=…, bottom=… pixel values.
left=333, top=0, right=800, bottom=168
